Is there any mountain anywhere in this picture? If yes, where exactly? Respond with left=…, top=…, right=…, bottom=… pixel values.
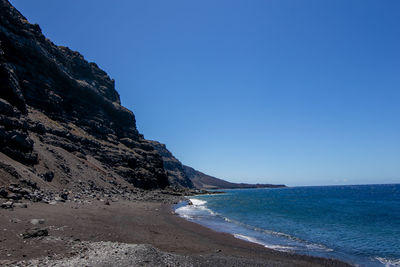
left=148, top=141, right=194, bottom=188
left=0, top=0, right=284, bottom=199
left=148, top=142, right=285, bottom=190
left=0, top=0, right=169, bottom=194
left=183, top=165, right=286, bottom=190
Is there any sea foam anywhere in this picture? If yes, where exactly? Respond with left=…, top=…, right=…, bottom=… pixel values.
left=189, top=199, right=207, bottom=206
left=175, top=198, right=215, bottom=219
left=375, top=257, right=400, bottom=267
left=233, top=234, right=294, bottom=252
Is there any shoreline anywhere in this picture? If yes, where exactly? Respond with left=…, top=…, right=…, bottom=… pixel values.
left=0, top=198, right=352, bottom=266
left=173, top=198, right=357, bottom=266
left=176, top=194, right=348, bottom=264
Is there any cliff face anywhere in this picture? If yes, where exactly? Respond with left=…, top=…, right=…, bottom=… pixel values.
left=0, top=0, right=285, bottom=196
left=149, top=141, right=194, bottom=189
left=183, top=165, right=285, bottom=190
left=148, top=138, right=285, bottom=190
left=0, top=0, right=168, bottom=191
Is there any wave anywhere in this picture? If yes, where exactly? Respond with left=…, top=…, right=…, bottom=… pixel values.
left=175, top=198, right=216, bottom=219
left=233, top=234, right=294, bottom=252
left=175, top=198, right=334, bottom=255
left=375, top=257, right=400, bottom=267
left=233, top=233, right=266, bottom=246
left=205, top=210, right=334, bottom=253
left=189, top=199, right=207, bottom=206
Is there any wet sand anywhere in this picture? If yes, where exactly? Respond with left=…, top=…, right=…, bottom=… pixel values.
left=0, top=200, right=352, bottom=266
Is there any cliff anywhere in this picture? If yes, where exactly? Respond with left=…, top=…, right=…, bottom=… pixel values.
left=148, top=141, right=194, bottom=188
left=0, top=0, right=169, bottom=196
left=148, top=142, right=285, bottom=190
left=183, top=165, right=286, bottom=190
left=0, top=0, right=284, bottom=200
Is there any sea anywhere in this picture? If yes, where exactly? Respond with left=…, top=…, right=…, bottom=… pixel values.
left=175, top=184, right=400, bottom=267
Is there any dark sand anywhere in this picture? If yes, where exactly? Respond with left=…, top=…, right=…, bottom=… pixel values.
left=0, top=200, right=352, bottom=266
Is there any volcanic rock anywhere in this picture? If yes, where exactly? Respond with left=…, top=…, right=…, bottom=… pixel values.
left=149, top=141, right=194, bottom=188
left=0, top=0, right=169, bottom=195
left=22, top=228, right=48, bottom=239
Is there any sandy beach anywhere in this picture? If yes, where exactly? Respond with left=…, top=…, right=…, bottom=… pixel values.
left=0, top=199, right=352, bottom=266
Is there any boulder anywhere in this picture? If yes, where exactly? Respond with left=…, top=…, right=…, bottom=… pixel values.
left=7, top=193, right=22, bottom=200
left=10, top=133, right=34, bottom=151
left=22, top=228, right=48, bottom=239
left=30, top=219, right=45, bottom=225
left=0, top=187, right=8, bottom=198
left=41, top=171, right=54, bottom=182
left=1, top=201, right=13, bottom=209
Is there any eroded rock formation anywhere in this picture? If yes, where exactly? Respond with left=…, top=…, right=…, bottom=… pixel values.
left=0, top=0, right=168, bottom=194
left=149, top=141, right=194, bottom=188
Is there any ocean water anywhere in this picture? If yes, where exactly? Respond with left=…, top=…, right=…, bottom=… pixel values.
left=175, top=184, right=400, bottom=267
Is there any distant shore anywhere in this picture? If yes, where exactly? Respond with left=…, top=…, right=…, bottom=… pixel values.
left=0, top=198, right=351, bottom=266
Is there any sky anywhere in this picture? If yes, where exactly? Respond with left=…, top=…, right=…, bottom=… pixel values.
left=10, top=0, right=400, bottom=186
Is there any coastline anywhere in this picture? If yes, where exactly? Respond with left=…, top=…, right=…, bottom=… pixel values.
left=0, top=198, right=351, bottom=266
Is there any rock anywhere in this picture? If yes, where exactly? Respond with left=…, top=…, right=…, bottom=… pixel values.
left=31, top=122, right=46, bottom=134
left=149, top=141, right=194, bottom=188
left=183, top=164, right=286, bottom=190
left=54, top=196, right=65, bottom=202
left=73, top=152, right=86, bottom=159
left=10, top=133, right=34, bottom=151
left=0, top=98, right=15, bottom=115
left=41, top=171, right=54, bottom=182
left=29, top=192, right=43, bottom=202
left=7, top=193, right=22, bottom=200
left=10, top=218, right=21, bottom=223
left=8, top=184, right=21, bottom=193
left=59, top=192, right=68, bottom=200
left=20, top=179, right=39, bottom=190
left=1, top=201, right=13, bottom=209
left=20, top=188, right=32, bottom=195
left=22, top=228, right=48, bottom=239
left=30, top=219, right=45, bottom=225
left=0, top=187, right=8, bottom=198
left=0, top=0, right=185, bottom=195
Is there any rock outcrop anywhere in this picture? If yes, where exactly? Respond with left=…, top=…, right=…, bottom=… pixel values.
left=0, top=0, right=284, bottom=200
left=0, top=0, right=169, bottom=195
left=148, top=140, right=285, bottom=190
left=149, top=141, right=194, bottom=188
left=183, top=165, right=286, bottom=190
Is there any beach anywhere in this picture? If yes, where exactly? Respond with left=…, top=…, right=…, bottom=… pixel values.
left=0, top=198, right=351, bottom=266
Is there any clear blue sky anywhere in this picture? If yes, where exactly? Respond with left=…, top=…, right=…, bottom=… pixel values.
left=11, top=0, right=400, bottom=186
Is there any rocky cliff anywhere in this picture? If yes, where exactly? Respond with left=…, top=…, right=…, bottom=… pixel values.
left=0, top=0, right=169, bottom=197
left=0, top=0, right=284, bottom=202
left=149, top=141, right=194, bottom=188
left=183, top=165, right=286, bottom=190
left=149, top=141, right=285, bottom=190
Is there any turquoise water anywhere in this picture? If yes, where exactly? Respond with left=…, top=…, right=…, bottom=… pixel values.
left=175, top=184, right=400, bottom=266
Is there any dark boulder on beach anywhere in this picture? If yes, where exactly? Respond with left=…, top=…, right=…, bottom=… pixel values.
left=22, top=228, right=48, bottom=239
